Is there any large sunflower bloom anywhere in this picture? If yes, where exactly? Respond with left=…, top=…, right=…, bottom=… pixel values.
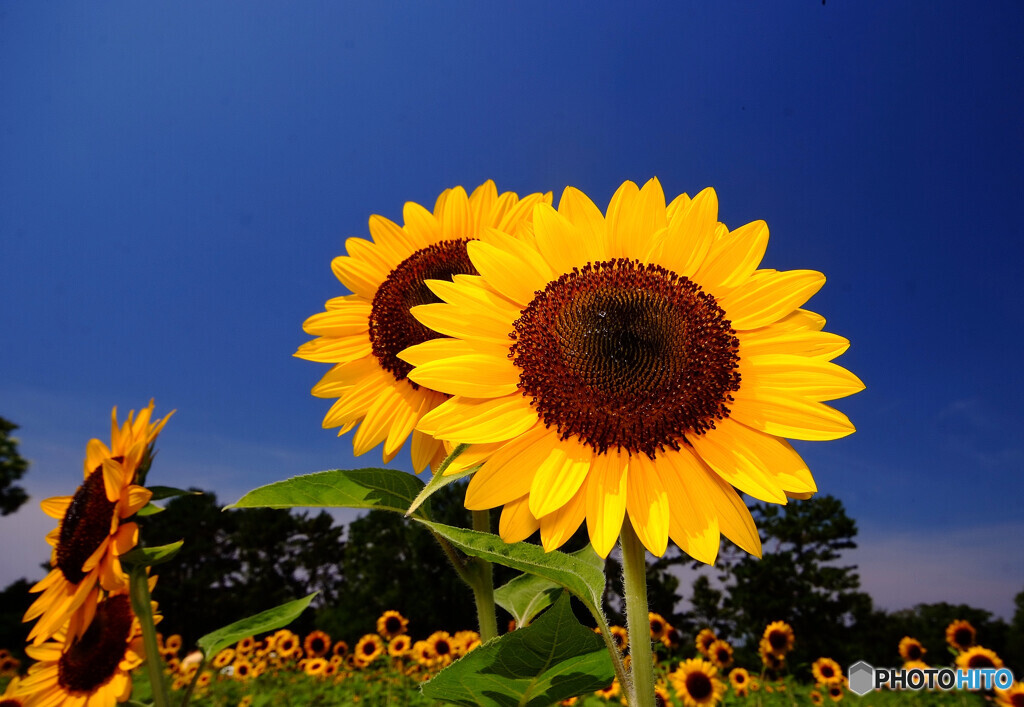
left=295, top=181, right=551, bottom=472
left=15, top=589, right=156, bottom=707
left=670, top=658, right=726, bottom=707
left=403, top=179, right=862, bottom=557
left=24, top=402, right=170, bottom=645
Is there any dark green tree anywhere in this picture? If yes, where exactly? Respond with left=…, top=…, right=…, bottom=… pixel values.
left=0, top=578, right=34, bottom=660
left=0, top=417, right=29, bottom=515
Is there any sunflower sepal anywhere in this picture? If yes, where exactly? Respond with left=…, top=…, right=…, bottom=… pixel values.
left=421, top=592, right=615, bottom=707
left=405, top=443, right=481, bottom=518
left=120, top=540, right=184, bottom=568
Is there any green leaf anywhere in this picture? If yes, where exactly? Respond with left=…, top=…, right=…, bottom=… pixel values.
left=147, top=485, right=201, bottom=501
left=405, top=444, right=479, bottom=517
left=226, top=468, right=428, bottom=517
left=120, top=541, right=183, bottom=568
left=134, top=502, right=165, bottom=517
left=196, top=592, right=317, bottom=659
left=422, top=592, right=614, bottom=706
left=494, top=546, right=605, bottom=628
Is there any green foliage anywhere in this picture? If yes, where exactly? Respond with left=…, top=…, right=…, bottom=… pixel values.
left=0, top=416, right=29, bottom=516
left=196, top=592, right=317, bottom=659
left=422, top=593, right=615, bottom=707
left=228, top=467, right=427, bottom=516
left=494, top=547, right=605, bottom=628
left=120, top=540, right=184, bottom=567
left=0, top=578, right=33, bottom=661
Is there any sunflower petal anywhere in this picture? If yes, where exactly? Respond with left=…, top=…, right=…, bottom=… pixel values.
left=499, top=495, right=540, bottom=544
left=585, top=450, right=629, bottom=558
left=719, top=270, right=826, bottom=330
left=625, top=455, right=670, bottom=556
left=528, top=437, right=592, bottom=519
left=728, top=394, right=856, bottom=441
left=539, top=482, right=587, bottom=552
left=417, top=395, right=539, bottom=444
left=408, top=354, right=520, bottom=398
left=465, top=426, right=556, bottom=509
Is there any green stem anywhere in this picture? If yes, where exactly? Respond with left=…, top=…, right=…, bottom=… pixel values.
left=470, top=509, right=499, bottom=642
left=620, top=519, right=654, bottom=707
left=595, top=621, right=631, bottom=695
left=178, top=657, right=204, bottom=707
left=128, top=566, right=169, bottom=707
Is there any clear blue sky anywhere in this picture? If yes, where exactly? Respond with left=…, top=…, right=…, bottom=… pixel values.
left=2, top=2, right=1022, bottom=618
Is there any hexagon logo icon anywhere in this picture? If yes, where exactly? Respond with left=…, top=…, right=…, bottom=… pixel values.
left=848, top=661, right=874, bottom=696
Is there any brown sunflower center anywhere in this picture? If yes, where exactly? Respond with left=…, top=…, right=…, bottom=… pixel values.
left=953, top=628, right=974, bottom=647
left=821, top=665, right=834, bottom=678
left=362, top=641, right=376, bottom=655
left=716, top=648, right=730, bottom=663
left=654, top=691, right=668, bottom=707
left=58, top=594, right=132, bottom=692
left=1010, top=694, right=1024, bottom=707
left=369, top=239, right=478, bottom=386
left=967, top=653, right=995, bottom=669
left=829, top=685, right=842, bottom=697
left=735, top=672, right=747, bottom=684
left=511, top=259, right=740, bottom=457
left=906, top=644, right=922, bottom=661
left=56, top=468, right=118, bottom=584
left=768, top=630, right=789, bottom=651
left=0, top=700, right=23, bottom=707
left=385, top=616, right=403, bottom=634
left=310, top=637, right=326, bottom=653
left=650, top=619, right=664, bottom=634
left=435, top=639, right=451, bottom=656
left=686, top=671, right=713, bottom=700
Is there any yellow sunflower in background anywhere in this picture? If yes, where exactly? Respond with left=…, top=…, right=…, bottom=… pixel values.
left=995, top=681, right=1024, bottom=707
left=827, top=679, right=846, bottom=701
left=24, top=402, right=170, bottom=646
left=945, top=619, right=976, bottom=651
left=648, top=612, right=669, bottom=641
left=15, top=588, right=155, bottom=707
left=411, top=640, right=435, bottom=667
left=728, top=667, right=749, bottom=691
left=453, top=630, right=481, bottom=655
left=295, top=181, right=551, bottom=472
left=304, top=630, right=331, bottom=658
left=707, top=639, right=733, bottom=670
left=404, top=178, right=862, bottom=557
left=956, top=645, right=1003, bottom=670
left=762, top=621, right=795, bottom=657
left=1, top=677, right=25, bottom=707
left=670, top=658, right=726, bottom=707
left=387, top=635, right=412, bottom=657
left=594, top=679, right=621, bottom=699
left=812, top=657, right=843, bottom=685
left=695, top=628, right=718, bottom=656
left=376, top=610, right=409, bottom=639
left=608, top=625, right=628, bottom=653
left=897, top=636, right=926, bottom=663
left=354, top=634, right=384, bottom=665
left=426, top=631, right=456, bottom=667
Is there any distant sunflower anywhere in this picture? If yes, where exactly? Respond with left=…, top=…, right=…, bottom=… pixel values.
left=1, top=676, right=25, bottom=707
left=24, top=402, right=170, bottom=646
left=594, top=679, right=621, bottom=699
left=695, top=628, right=718, bottom=656
left=304, top=630, right=331, bottom=658
left=708, top=639, right=733, bottom=670
left=296, top=181, right=551, bottom=472
left=405, top=179, right=861, bottom=557
left=609, top=625, right=629, bottom=653
left=354, top=634, right=384, bottom=665
left=945, top=620, right=976, bottom=651
left=274, top=631, right=299, bottom=659
left=411, top=640, right=434, bottom=667
left=236, top=636, right=255, bottom=654
left=671, top=658, right=726, bottom=707
left=332, top=640, right=349, bottom=658
left=304, top=658, right=328, bottom=677
left=165, top=634, right=182, bottom=653
left=426, top=631, right=455, bottom=667
left=827, top=680, right=845, bottom=702
left=376, top=610, right=409, bottom=639
left=809, top=689, right=824, bottom=706
left=212, top=648, right=235, bottom=669
left=728, top=667, right=749, bottom=690
left=762, top=621, right=795, bottom=657
left=956, top=645, right=1003, bottom=670
left=898, top=636, right=926, bottom=663
left=14, top=591, right=153, bottom=707
left=233, top=659, right=254, bottom=681
left=648, top=612, right=669, bottom=641
left=759, top=639, right=786, bottom=671
left=654, top=683, right=671, bottom=707
left=388, top=635, right=412, bottom=657
left=453, top=630, right=480, bottom=655
left=995, top=682, right=1024, bottom=707
left=812, top=657, right=842, bottom=685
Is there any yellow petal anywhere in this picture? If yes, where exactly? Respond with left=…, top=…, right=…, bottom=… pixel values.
left=738, top=354, right=865, bottom=401
left=739, top=329, right=850, bottom=361
left=728, top=394, right=856, bottom=441
left=331, top=255, right=385, bottom=300
left=499, top=495, right=540, bottom=544
left=655, top=455, right=720, bottom=565
left=495, top=192, right=552, bottom=234
left=528, top=437, right=592, bottom=518
left=533, top=203, right=604, bottom=274
left=121, top=486, right=152, bottom=517
left=718, top=270, right=825, bottom=330
left=557, top=186, right=607, bottom=243
left=469, top=180, right=498, bottom=224
left=402, top=201, right=441, bottom=245
left=466, top=236, right=551, bottom=307
left=625, top=455, right=670, bottom=556
left=301, top=304, right=371, bottom=337
left=417, top=394, right=539, bottom=444
left=441, top=186, right=473, bottom=240
left=665, top=192, right=691, bottom=222
left=410, top=302, right=514, bottom=346
left=657, top=187, right=718, bottom=278
left=692, top=219, right=769, bottom=291
left=102, top=459, right=125, bottom=501
left=369, top=213, right=424, bottom=261
left=40, top=496, right=72, bottom=519
left=294, top=333, right=372, bottom=364
left=408, top=354, right=520, bottom=398
left=311, top=358, right=381, bottom=398
left=424, top=276, right=523, bottom=322
left=398, top=337, right=509, bottom=368
left=321, top=369, right=391, bottom=428
left=540, top=481, right=587, bottom=552
left=585, top=450, right=629, bottom=558
left=352, top=387, right=405, bottom=456
left=688, top=419, right=787, bottom=503
left=345, top=236, right=401, bottom=278
left=411, top=429, right=443, bottom=474
left=465, top=426, right=556, bottom=509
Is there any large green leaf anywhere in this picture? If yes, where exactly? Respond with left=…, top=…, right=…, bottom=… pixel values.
left=423, top=592, right=614, bottom=706
left=120, top=540, right=183, bottom=568
left=226, top=468, right=427, bottom=517
left=147, top=485, right=202, bottom=501
left=196, top=592, right=317, bottom=659
left=494, top=546, right=605, bottom=627
left=405, top=444, right=478, bottom=518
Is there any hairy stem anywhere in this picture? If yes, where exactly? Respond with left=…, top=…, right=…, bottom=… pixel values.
left=620, top=520, right=654, bottom=707
left=470, top=509, right=499, bottom=641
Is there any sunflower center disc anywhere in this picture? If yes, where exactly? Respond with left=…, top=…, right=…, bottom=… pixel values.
left=56, top=468, right=118, bottom=584
left=511, top=258, right=740, bottom=457
left=58, top=594, right=133, bottom=692
left=954, top=628, right=973, bottom=647
left=369, top=239, right=478, bottom=386
left=686, top=671, right=713, bottom=700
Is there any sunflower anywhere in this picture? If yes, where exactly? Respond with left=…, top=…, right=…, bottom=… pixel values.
left=236, top=636, right=255, bottom=654
left=426, top=631, right=456, bottom=667
left=387, top=635, right=412, bottom=657
left=14, top=590, right=153, bottom=707
left=212, top=648, right=236, bottom=669
left=762, top=621, right=795, bottom=657
left=165, top=634, right=182, bottom=653
left=1, top=677, right=25, bottom=707
left=810, top=689, right=824, bottom=706
left=239, top=697, right=253, bottom=707
left=648, top=612, right=669, bottom=641
left=594, top=679, right=621, bottom=699
left=996, top=682, right=1024, bottom=707
left=956, top=645, right=1003, bottom=670
left=453, top=630, right=481, bottom=655
left=897, top=636, right=926, bottom=663
left=812, top=657, right=843, bottom=685
left=274, top=631, right=299, bottom=659
left=411, top=640, right=435, bottom=667
left=404, top=179, right=861, bottom=557
left=233, top=659, right=254, bottom=681
left=0, top=656, right=20, bottom=677
left=707, top=639, right=733, bottom=670
left=671, top=658, right=726, bottom=707
left=196, top=671, right=212, bottom=688
left=304, top=658, right=328, bottom=677
left=332, top=640, right=349, bottom=658
left=827, top=680, right=845, bottom=701
left=24, top=402, right=170, bottom=645
left=946, top=619, right=977, bottom=651
left=759, top=639, right=786, bottom=671
left=296, top=181, right=551, bottom=472
left=695, top=628, right=717, bottom=656
left=728, top=667, right=749, bottom=690
left=354, top=634, right=384, bottom=665
left=654, top=683, right=671, bottom=707
left=607, top=625, right=628, bottom=653
left=304, top=630, right=331, bottom=658
left=376, top=610, right=409, bottom=639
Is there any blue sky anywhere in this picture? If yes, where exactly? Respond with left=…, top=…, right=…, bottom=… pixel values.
left=2, top=2, right=1022, bottom=618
